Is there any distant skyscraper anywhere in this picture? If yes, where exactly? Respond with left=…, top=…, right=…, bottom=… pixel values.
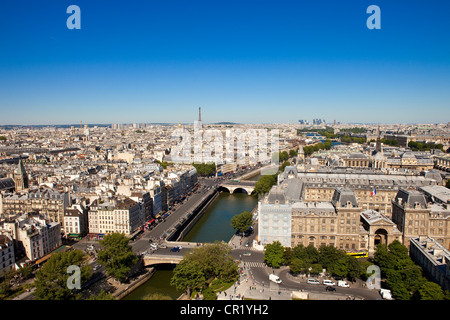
left=198, top=107, right=202, bottom=122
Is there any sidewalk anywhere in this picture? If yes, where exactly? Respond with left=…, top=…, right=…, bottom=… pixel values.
left=217, top=261, right=292, bottom=300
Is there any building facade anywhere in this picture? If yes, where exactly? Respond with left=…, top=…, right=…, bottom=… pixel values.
left=0, top=213, right=61, bottom=262
left=88, top=197, right=143, bottom=238
left=0, top=234, right=15, bottom=276
left=410, top=236, right=450, bottom=291
left=392, top=188, right=449, bottom=250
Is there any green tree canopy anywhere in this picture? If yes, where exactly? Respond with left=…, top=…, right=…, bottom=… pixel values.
left=264, top=241, right=285, bottom=268
left=193, top=162, right=216, bottom=176
left=373, top=240, right=442, bottom=300
left=171, top=242, right=238, bottom=297
left=231, top=211, right=253, bottom=235
left=34, top=249, right=92, bottom=300
left=417, top=282, right=445, bottom=300
left=251, top=174, right=277, bottom=199
left=97, top=233, right=139, bottom=283
left=171, top=259, right=206, bottom=297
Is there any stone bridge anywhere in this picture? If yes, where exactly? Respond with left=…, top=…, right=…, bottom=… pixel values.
left=143, top=254, right=184, bottom=266
left=218, top=181, right=256, bottom=195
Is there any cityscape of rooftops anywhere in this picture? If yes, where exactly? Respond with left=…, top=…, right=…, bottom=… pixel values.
left=0, top=0, right=449, bottom=313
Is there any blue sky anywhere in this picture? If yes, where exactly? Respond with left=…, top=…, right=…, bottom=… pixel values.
left=0, top=0, right=449, bottom=125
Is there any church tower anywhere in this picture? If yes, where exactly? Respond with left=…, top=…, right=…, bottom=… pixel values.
left=14, top=159, right=29, bottom=192
left=375, top=124, right=382, bottom=153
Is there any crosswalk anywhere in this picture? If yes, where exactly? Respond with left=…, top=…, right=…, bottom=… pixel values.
left=242, top=261, right=267, bottom=268
left=237, top=246, right=260, bottom=251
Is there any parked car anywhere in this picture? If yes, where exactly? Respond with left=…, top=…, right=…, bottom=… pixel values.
left=323, top=279, right=336, bottom=286
left=307, top=278, right=320, bottom=285
left=242, top=252, right=252, bottom=256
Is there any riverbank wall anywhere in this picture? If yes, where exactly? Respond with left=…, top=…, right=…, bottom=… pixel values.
left=116, top=267, right=156, bottom=300
left=166, top=187, right=220, bottom=242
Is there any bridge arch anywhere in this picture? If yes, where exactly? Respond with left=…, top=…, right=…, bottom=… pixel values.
left=218, top=186, right=231, bottom=193
left=232, top=187, right=249, bottom=195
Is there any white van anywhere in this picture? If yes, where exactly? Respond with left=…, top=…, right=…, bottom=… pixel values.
left=338, top=280, right=350, bottom=288
left=269, top=274, right=282, bottom=284
left=322, top=279, right=336, bottom=286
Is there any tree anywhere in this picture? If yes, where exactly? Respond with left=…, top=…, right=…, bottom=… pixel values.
left=0, top=268, right=17, bottom=298
left=170, top=259, right=206, bottom=297
left=309, top=263, right=323, bottom=275
left=97, top=233, right=139, bottom=283
left=281, top=160, right=291, bottom=171
left=252, top=174, right=277, bottom=199
left=171, top=242, right=238, bottom=297
left=318, top=245, right=346, bottom=270
left=34, top=249, right=92, bottom=300
left=264, top=241, right=285, bottom=268
left=289, top=258, right=309, bottom=275
left=373, top=240, right=436, bottom=300
left=192, top=162, right=216, bottom=177
left=88, top=289, right=116, bottom=300
left=417, top=282, right=445, bottom=300
left=231, top=211, right=253, bottom=235
left=289, top=149, right=298, bottom=158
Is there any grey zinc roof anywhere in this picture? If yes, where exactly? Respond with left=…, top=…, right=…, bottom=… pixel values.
left=0, top=178, right=15, bottom=191
left=267, top=186, right=286, bottom=204
left=332, top=187, right=358, bottom=207
left=395, top=188, right=428, bottom=209
left=283, top=178, right=303, bottom=202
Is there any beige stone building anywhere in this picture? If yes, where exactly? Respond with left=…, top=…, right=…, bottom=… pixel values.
left=259, top=180, right=402, bottom=256
left=392, top=188, right=450, bottom=250
left=1, top=188, right=70, bottom=230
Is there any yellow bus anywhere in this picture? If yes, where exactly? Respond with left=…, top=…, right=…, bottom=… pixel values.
left=346, top=251, right=368, bottom=258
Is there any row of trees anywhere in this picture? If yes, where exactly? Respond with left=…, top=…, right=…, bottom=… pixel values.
left=408, top=141, right=444, bottom=152
left=264, top=242, right=371, bottom=281
left=373, top=240, right=449, bottom=300
left=340, top=135, right=366, bottom=144
left=192, top=162, right=216, bottom=176
left=265, top=240, right=450, bottom=300
left=303, top=140, right=333, bottom=156
left=31, top=233, right=138, bottom=300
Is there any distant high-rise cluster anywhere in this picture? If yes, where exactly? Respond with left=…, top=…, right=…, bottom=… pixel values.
left=298, top=119, right=327, bottom=125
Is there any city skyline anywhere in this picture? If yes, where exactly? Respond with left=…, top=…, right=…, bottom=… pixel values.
left=1, top=1, right=449, bottom=125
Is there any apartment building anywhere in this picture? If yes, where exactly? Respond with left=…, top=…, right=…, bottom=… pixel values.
left=1, top=188, right=70, bottom=228
left=0, top=213, right=61, bottom=262
left=0, top=234, right=15, bottom=276
left=88, top=197, right=143, bottom=238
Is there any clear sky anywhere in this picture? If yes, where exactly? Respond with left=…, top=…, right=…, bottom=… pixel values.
left=0, top=0, right=449, bottom=125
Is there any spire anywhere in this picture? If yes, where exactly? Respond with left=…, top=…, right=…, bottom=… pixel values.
left=17, top=159, right=26, bottom=175
left=375, top=124, right=382, bottom=153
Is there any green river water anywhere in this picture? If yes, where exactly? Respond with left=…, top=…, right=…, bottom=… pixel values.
left=123, top=191, right=257, bottom=300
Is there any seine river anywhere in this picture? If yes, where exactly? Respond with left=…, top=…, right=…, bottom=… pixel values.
left=123, top=191, right=258, bottom=300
